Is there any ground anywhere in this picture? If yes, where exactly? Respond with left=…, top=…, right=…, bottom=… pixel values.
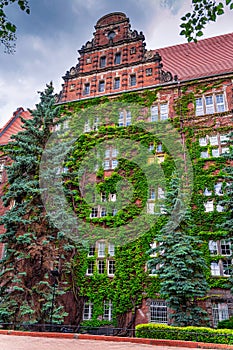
left=0, top=334, right=217, bottom=350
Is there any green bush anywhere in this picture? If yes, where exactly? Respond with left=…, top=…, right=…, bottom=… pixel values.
left=218, top=317, right=233, bottom=329
left=135, top=323, right=233, bottom=345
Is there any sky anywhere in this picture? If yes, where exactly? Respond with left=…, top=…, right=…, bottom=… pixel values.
left=0, top=0, right=232, bottom=128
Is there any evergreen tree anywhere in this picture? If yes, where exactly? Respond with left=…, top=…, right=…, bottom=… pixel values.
left=148, top=174, right=209, bottom=326
left=0, top=83, right=70, bottom=324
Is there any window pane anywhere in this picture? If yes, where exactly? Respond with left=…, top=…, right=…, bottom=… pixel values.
left=220, top=240, right=231, bottom=255
left=160, top=103, right=168, bottom=120
left=114, top=77, right=120, bottom=89
left=114, top=53, right=121, bottom=64
left=98, top=260, right=105, bottom=273
left=209, top=136, right=218, bottom=145
left=216, top=94, right=225, bottom=112
left=150, top=300, right=167, bottom=324
left=199, top=137, right=207, bottom=146
left=204, top=201, right=214, bottom=212
left=196, top=98, right=204, bottom=116
left=211, top=262, right=220, bottom=276
left=99, top=81, right=105, bottom=92
left=108, top=260, right=115, bottom=275
left=205, top=96, right=214, bottom=114
left=98, top=242, right=105, bottom=257
left=209, top=241, right=218, bottom=255
left=100, top=56, right=106, bottom=68
left=151, top=105, right=158, bottom=122
left=130, top=75, right=136, bottom=86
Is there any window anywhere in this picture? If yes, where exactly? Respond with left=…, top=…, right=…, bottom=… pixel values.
left=201, top=151, right=209, bottom=158
left=83, top=301, right=93, bottom=320
left=86, top=57, right=91, bottom=64
left=212, top=303, right=229, bottom=328
left=90, top=207, right=98, bottom=218
left=101, top=193, right=107, bottom=202
left=69, top=84, right=75, bottom=91
left=103, top=301, right=113, bottom=320
left=88, top=245, right=95, bottom=256
left=195, top=93, right=226, bottom=116
left=101, top=207, right=107, bottom=217
left=204, top=200, right=214, bottom=212
left=84, top=121, right=91, bottom=133
left=100, top=56, right=106, bottom=68
left=108, top=243, right=115, bottom=256
left=83, top=83, right=90, bottom=95
left=158, top=187, right=165, bottom=199
left=209, top=241, right=218, bottom=255
left=220, top=134, right=229, bottom=144
left=204, top=188, right=212, bottom=196
left=209, top=136, right=218, bottom=145
left=151, top=106, right=158, bottom=122
left=118, top=111, right=131, bottom=126
left=98, top=242, right=105, bottom=257
left=205, top=95, right=214, bottom=114
left=220, top=240, right=231, bottom=255
left=209, top=240, right=232, bottom=277
left=211, top=262, right=221, bottom=276
left=196, top=98, right=204, bottom=116
left=98, top=260, right=105, bottom=274
left=160, top=104, right=168, bottom=120
left=199, top=137, right=207, bottom=146
left=212, top=148, right=220, bottom=157
left=150, top=103, right=168, bottom=121
left=130, top=74, right=136, bottom=86
left=148, top=143, right=154, bottom=151
left=98, top=80, right=105, bottom=92
left=114, top=52, right=121, bottom=64
left=146, top=68, right=152, bottom=76
left=214, top=183, right=223, bottom=195
left=216, top=94, right=225, bottom=112
left=87, top=261, right=94, bottom=275
left=0, top=160, right=5, bottom=183
left=109, top=193, right=116, bottom=202
left=130, top=47, right=136, bottom=54
left=112, top=159, right=118, bottom=169
left=150, top=300, right=167, bottom=324
left=156, top=143, right=162, bottom=152
left=114, top=77, right=120, bottom=89
left=147, top=202, right=155, bottom=214
left=103, top=160, right=110, bottom=170
left=108, top=260, right=115, bottom=275
left=112, top=208, right=118, bottom=216
left=93, top=117, right=99, bottom=131
left=149, top=187, right=155, bottom=200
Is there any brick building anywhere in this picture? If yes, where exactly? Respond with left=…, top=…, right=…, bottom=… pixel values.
left=1, top=12, right=233, bottom=328
left=0, top=108, right=31, bottom=260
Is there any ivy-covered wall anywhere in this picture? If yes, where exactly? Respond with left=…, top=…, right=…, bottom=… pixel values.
left=57, top=77, right=233, bottom=326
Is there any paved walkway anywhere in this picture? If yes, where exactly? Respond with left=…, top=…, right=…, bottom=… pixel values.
left=0, top=334, right=217, bottom=350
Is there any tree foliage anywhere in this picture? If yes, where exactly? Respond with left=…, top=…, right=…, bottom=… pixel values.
left=0, top=0, right=30, bottom=53
left=180, top=0, right=233, bottom=42
left=0, top=83, right=71, bottom=324
left=148, top=173, right=209, bottom=326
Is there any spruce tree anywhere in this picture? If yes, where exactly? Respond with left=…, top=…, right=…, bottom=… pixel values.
left=0, top=83, right=70, bottom=324
left=148, top=174, right=209, bottom=326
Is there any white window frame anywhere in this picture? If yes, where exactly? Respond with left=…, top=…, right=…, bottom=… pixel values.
left=103, top=301, right=113, bottom=321
left=83, top=301, right=93, bottom=320
left=212, top=303, right=229, bottom=328
left=98, top=260, right=105, bottom=274
left=107, top=260, right=115, bottom=276
left=98, top=242, right=105, bottom=257
left=204, top=200, right=214, bottom=212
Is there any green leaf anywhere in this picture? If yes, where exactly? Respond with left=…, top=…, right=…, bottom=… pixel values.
left=5, top=22, right=16, bottom=33
left=196, top=31, right=203, bottom=37
left=226, top=0, right=231, bottom=5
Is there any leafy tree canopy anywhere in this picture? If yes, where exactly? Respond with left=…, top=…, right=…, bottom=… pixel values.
left=0, top=0, right=30, bottom=53
left=180, top=0, right=233, bottom=42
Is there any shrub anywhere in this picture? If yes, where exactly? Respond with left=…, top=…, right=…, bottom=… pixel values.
left=218, top=317, right=233, bottom=329
left=135, top=323, right=233, bottom=345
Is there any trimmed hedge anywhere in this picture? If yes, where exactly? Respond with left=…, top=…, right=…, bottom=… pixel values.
left=135, top=323, right=233, bottom=345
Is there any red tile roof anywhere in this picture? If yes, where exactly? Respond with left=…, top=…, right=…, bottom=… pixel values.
left=0, top=108, right=31, bottom=146
left=157, top=32, right=233, bottom=81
